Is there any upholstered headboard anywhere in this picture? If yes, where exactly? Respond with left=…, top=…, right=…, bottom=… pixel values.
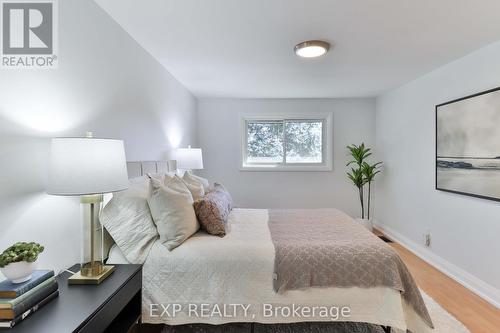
left=103, top=160, right=177, bottom=260
left=126, top=160, right=177, bottom=178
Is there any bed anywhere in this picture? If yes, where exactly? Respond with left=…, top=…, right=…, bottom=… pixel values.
left=103, top=161, right=434, bottom=333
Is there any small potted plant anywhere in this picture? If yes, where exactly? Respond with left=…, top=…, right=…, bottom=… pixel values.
left=347, top=143, right=382, bottom=230
left=0, top=242, right=44, bottom=283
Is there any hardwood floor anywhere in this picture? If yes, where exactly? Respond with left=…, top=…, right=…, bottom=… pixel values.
left=375, top=230, right=500, bottom=333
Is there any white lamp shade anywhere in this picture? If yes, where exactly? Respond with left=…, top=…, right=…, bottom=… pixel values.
left=176, top=147, right=203, bottom=170
left=47, top=138, right=129, bottom=196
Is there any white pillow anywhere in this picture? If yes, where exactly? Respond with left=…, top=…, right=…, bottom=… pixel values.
left=183, top=171, right=210, bottom=192
left=100, top=176, right=158, bottom=264
left=147, top=172, right=176, bottom=183
left=148, top=176, right=199, bottom=250
left=182, top=173, right=205, bottom=201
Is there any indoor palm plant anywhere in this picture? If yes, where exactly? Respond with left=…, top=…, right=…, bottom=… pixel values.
left=0, top=242, right=44, bottom=283
left=347, top=143, right=382, bottom=230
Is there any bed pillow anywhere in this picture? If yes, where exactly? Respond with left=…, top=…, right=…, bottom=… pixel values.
left=148, top=176, right=199, bottom=250
left=193, top=186, right=232, bottom=237
left=181, top=174, right=205, bottom=201
left=147, top=172, right=175, bottom=183
left=183, top=171, right=210, bottom=192
left=100, top=176, right=158, bottom=264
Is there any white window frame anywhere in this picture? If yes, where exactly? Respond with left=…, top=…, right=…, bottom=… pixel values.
left=240, top=112, right=333, bottom=172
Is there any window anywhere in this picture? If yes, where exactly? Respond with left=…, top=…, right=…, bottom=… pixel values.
left=241, top=114, right=332, bottom=171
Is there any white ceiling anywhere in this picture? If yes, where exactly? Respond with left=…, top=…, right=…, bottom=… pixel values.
left=95, top=0, right=500, bottom=98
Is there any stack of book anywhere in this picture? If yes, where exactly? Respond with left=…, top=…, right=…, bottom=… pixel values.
left=0, top=270, right=59, bottom=328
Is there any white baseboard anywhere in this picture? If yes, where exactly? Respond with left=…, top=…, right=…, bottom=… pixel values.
left=374, top=221, right=500, bottom=309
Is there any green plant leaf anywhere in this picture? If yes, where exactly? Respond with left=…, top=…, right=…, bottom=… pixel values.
left=0, top=242, right=44, bottom=268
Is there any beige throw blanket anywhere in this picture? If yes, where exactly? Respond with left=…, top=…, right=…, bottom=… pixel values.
left=268, top=209, right=434, bottom=329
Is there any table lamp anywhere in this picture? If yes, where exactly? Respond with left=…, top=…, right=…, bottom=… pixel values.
left=176, top=146, right=203, bottom=171
left=47, top=132, right=129, bottom=284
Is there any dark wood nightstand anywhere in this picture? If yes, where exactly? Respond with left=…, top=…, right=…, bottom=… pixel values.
left=3, top=264, right=142, bottom=333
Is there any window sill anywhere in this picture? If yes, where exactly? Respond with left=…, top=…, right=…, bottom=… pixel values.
left=240, top=164, right=332, bottom=172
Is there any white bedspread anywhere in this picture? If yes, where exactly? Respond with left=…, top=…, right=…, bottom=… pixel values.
left=109, top=209, right=432, bottom=332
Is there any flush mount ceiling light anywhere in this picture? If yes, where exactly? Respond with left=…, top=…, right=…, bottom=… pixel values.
left=294, top=40, right=330, bottom=58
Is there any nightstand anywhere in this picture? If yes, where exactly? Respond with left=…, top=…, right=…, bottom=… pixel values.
left=4, top=264, right=142, bottom=333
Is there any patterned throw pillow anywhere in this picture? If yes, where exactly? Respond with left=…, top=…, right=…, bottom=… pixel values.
left=193, top=186, right=232, bottom=237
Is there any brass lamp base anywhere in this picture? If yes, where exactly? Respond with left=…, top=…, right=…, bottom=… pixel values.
left=81, top=261, right=104, bottom=276
left=68, top=265, right=115, bottom=285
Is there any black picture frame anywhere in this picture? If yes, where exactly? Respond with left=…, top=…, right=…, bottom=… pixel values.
left=435, top=86, right=500, bottom=202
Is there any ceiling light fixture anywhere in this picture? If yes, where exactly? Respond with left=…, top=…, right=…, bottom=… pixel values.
left=294, top=40, right=330, bottom=58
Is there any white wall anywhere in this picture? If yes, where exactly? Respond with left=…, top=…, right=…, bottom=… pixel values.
left=375, top=40, right=500, bottom=306
left=0, top=0, right=197, bottom=276
left=197, top=98, right=376, bottom=217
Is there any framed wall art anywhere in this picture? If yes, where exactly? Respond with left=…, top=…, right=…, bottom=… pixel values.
left=436, top=87, right=500, bottom=201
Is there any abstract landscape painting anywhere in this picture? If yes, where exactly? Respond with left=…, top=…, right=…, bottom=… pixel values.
left=436, top=87, right=500, bottom=201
